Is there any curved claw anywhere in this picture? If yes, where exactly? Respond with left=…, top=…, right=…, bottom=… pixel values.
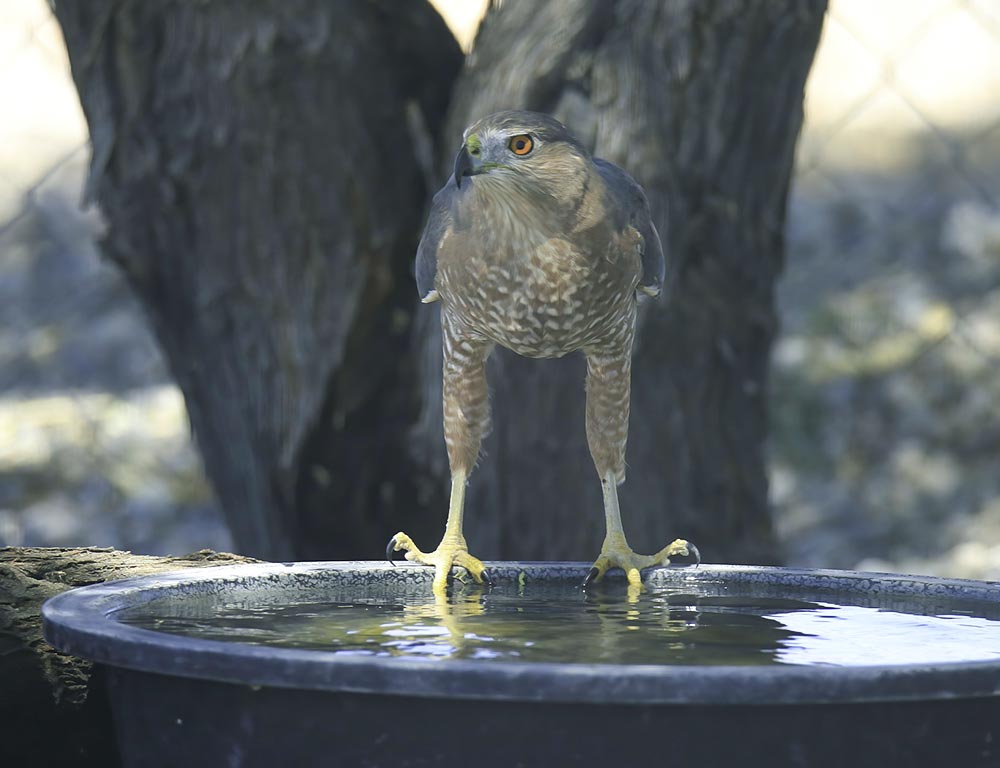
left=582, top=566, right=601, bottom=588
left=385, top=535, right=398, bottom=566
left=666, top=540, right=700, bottom=568
left=686, top=541, right=701, bottom=567
left=480, top=568, right=496, bottom=588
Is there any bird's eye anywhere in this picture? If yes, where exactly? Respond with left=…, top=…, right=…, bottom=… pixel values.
left=508, top=135, right=534, bottom=156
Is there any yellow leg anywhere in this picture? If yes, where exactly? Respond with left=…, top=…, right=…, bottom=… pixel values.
left=387, top=469, right=492, bottom=595
left=585, top=471, right=699, bottom=588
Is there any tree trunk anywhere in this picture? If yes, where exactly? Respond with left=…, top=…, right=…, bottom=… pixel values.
left=53, top=0, right=463, bottom=559
left=0, top=547, right=257, bottom=767
left=54, top=0, right=825, bottom=564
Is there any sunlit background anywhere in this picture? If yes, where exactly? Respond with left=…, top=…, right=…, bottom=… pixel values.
left=2, top=0, right=998, bottom=576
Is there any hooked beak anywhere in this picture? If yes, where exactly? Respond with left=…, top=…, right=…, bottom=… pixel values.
left=453, top=145, right=481, bottom=188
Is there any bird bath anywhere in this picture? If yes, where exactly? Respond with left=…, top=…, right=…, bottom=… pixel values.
left=43, top=562, right=1000, bottom=767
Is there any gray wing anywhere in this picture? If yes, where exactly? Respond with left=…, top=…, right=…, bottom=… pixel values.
left=594, top=157, right=665, bottom=298
left=415, top=182, right=457, bottom=303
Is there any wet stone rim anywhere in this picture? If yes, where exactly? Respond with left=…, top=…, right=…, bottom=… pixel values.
left=41, top=562, right=1000, bottom=706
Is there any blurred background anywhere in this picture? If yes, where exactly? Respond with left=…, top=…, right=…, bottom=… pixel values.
left=1, top=0, right=998, bottom=576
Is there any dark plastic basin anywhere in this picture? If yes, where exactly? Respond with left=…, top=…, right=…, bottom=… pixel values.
left=42, top=562, right=1000, bottom=767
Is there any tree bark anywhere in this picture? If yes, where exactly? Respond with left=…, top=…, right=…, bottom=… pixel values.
left=0, top=547, right=257, bottom=767
left=53, top=0, right=463, bottom=559
left=54, top=0, right=825, bottom=564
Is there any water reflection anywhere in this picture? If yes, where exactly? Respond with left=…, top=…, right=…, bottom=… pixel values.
left=118, top=581, right=869, bottom=666
left=116, top=577, right=1000, bottom=667
left=382, top=591, right=488, bottom=658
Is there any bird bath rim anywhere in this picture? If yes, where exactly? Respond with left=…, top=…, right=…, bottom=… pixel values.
left=42, top=561, right=1000, bottom=706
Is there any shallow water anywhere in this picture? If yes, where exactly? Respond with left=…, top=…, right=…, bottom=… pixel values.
left=116, top=580, right=1000, bottom=667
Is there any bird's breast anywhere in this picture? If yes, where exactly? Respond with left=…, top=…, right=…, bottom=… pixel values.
left=439, top=234, right=639, bottom=358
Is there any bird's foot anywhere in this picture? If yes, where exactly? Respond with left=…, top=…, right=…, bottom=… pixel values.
left=584, top=536, right=699, bottom=588
left=386, top=532, right=494, bottom=593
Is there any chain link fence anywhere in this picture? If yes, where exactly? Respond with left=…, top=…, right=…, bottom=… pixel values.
left=1, top=1, right=998, bottom=574
left=776, top=0, right=1000, bottom=576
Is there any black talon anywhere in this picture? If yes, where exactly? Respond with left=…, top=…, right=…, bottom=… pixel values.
left=386, top=536, right=398, bottom=566
left=480, top=568, right=496, bottom=588
left=582, top=567, right=600, bottom=588
left=687, top=541, right=701, bottom=568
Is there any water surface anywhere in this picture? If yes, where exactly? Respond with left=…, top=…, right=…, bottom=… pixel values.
left=116, top=579, right=1000, bottom=667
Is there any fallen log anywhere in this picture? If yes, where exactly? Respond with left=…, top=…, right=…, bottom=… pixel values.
left=0, top=547, right=259, bottom=766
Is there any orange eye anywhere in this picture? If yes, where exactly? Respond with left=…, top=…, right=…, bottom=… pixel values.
left=508, top=135, right=534, bottom=156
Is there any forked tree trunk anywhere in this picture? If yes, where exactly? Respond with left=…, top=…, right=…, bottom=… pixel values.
left=54, top=0, right=826, bottom=563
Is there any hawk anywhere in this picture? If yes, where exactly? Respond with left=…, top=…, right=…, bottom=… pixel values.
left=388, top=110, right=695, bottom=591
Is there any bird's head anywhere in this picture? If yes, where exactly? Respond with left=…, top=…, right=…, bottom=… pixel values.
left=453, top=110, right=589, bottom=196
